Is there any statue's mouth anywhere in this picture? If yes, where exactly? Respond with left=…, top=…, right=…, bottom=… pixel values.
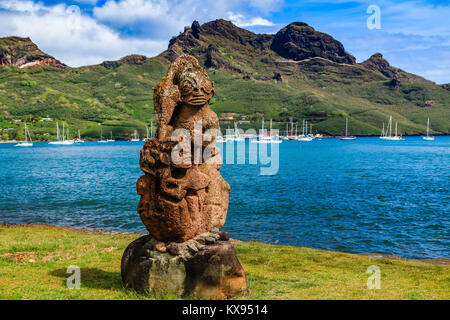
left=187, top=95, right=207, bottom=105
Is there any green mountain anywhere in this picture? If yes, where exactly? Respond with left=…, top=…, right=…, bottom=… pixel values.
left=0, top=19, right=449, bottom=141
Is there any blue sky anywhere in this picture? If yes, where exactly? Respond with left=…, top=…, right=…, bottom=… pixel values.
left=0, top=0, right=449, bottom=83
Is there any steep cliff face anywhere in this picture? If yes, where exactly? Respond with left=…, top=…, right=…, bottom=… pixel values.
left=163, top=19, right=358, bottom=70
left=270, top=22, right=356, bottom=64
left=360, top=53, right=433, bottom=84
left=0, top=36, right=66, bottom=69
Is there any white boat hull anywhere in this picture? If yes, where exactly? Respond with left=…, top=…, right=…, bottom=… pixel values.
left=383, top=136, right=405, bottom=141
left=422, top=136, right=435, bottom=141
left=48, top=140, right=75, bottom=145
left=15, top=142, right=33, bottom=147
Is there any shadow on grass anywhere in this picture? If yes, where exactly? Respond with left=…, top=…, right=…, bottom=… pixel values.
left=49, top=267, right=123, bottom=291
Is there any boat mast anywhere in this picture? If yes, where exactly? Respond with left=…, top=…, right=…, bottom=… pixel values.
left=270, top=118, right=272, bottom=137
left=28, top=124, right=32, bottom=142
left=427, top=118, right=430, bottom=137
left=346, top=118, right=349, bottom=136
left=389, top=116, right=392, bottom=137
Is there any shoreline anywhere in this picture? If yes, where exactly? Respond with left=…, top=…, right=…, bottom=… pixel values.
left=1, top=135, right=449, bottom=144
left=1, top=221, right=447, bottom=265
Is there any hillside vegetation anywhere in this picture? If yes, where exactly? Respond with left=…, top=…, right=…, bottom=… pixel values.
left=0, top=20, right=449, bottom=141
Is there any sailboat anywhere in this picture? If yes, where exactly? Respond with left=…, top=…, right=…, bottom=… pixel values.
left=74, top=129, right=84, bottom=143
left=130, top=130, right=140, bottom=142
left=268, top=118, right=282, bottom=143
left=48, top=122, right=74, bottom=145
left=98, top=127, right=108, bottom=143
left=422, top=118, right=435, bottom=141
left=233, top=122, right=245, bottom=142
left=383, top=116, right=405, bottom=141
left=15, top=123, right=33, bottom=147
left=340, top=118, right=356, bottom=140
left=298, top=120, right=313, bottom=141
left=107, top=131, right=115, bottom=142
left=216, top=122, right=225, bottom=143
left=287, top=121, right=297, bottom=140
left=380, top=122, right=386, bottom=139
left=251, top=117, right=281, bottom=143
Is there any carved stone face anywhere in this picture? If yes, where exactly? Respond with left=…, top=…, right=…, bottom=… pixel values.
left=179, top=70, right=214, bottom=107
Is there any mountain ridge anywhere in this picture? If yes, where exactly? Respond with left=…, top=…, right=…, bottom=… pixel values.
left=0, top=19, right=448, bottom=141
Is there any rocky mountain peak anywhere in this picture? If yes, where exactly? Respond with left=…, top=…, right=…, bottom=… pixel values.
left=361, top=52, right=433, bottom=84
left=361, top=52, right=397, bottom=78
left=270, top=22, right=356, bottom=64
left=0, top=36, right=66, bottom=69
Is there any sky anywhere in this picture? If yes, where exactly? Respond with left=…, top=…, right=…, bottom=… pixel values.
left=0, top=0, right=449, bottom=83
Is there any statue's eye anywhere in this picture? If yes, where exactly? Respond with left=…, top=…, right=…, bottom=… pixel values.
left=181, top=82, right=194, bottom=94
left=203, top=81, right=214, bottom=94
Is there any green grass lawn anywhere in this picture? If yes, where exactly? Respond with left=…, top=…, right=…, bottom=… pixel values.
left=0, top=225, right=448, bottom=300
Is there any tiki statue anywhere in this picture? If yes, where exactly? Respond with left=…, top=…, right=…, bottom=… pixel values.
left=137, top=54, right=230, bottom=242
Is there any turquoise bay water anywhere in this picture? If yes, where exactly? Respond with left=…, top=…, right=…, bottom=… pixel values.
left=0, top=137, right=448, bottom=259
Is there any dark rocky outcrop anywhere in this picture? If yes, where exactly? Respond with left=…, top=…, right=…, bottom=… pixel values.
left=361, top=53, right=397, bottom=78
left=270, top=22, right=356, bottom=64
left=273, top=72, right=283, bottom=82
left=442, top=84, right=450, bottom=91
left=120, top=54, right=147, bottom=65
left=361, top=53, right=433, bottom=84
left=0, top=36, right=66, bottom=69
left=101, top=55, right=147, bottom=69
left=100, top=60, right=119, bottom=69
left=191, top=20, right=202, bottom=39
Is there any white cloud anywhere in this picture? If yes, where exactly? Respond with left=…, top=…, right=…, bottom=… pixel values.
left=227, top=12, right=274, bottom=27
left=93, top=0, right=278, bottom=38
left=0, top=0, right=167, bottom=67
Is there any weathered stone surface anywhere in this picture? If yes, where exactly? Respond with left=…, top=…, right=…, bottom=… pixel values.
left=219, top=231, right=230, bottom=241
left=137, top=54, right=230, bottom=243
left=123, top=54, right=246, bottom=299
left=121, top=235, right=248, bottom=299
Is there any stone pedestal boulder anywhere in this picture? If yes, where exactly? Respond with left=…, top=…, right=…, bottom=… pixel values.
left=121, top=231, right=248, bottom=299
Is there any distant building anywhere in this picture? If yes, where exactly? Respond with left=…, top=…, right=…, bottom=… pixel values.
left=41, top=116, right=52, bottom=121
left=220, top=112, right=237, bottom=120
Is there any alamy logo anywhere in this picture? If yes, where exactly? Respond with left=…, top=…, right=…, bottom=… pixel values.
left=367, top=5, right=381, bottom=30
left=67, top=265, right=81, bottom=289
left=366, top=265, right=381, bottom=289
